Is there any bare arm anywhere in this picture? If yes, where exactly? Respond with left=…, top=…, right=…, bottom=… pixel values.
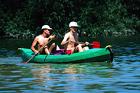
left=61, top=34, right=69, bottom=45
left=31, top=37, right=38, bottom=54
left=48, top=34, right=56, bottom=40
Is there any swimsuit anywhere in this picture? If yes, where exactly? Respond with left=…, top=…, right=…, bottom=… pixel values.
left=65, top=50, right=72, bottom=54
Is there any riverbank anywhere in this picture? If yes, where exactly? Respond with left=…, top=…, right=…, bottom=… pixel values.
left=0, top=29, right=139, bottom=39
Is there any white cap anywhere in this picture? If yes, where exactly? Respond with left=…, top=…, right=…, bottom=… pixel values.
left=41, top=25, right=52, bottom=30
left=69, top=21, right=78, bottom=27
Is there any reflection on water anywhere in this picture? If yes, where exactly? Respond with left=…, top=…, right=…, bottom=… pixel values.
left=0, top=35, right=140, bottom=93
left=29, top=63, right=114, bottom=93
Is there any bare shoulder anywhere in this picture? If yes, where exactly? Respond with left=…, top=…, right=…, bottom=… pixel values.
left=34, top=35, right=40, bottom=41
left=65, top=32, right=70, bottom=37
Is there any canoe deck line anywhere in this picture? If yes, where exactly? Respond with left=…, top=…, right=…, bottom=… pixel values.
left=18, top=47, right=113, bottom=63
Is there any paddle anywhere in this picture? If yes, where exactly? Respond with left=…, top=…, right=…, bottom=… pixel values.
left=24, top=38, right=53, bottom=64
left=90, top=41, right=100, bottom=48
left=77, top=41, right=100, bottom=48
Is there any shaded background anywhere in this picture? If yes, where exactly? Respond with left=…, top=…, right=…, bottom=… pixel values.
left=0, top=0, right=140, bottom=39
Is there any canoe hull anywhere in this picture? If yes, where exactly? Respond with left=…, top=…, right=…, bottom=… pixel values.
left=18, top=48, right=113, bottom=63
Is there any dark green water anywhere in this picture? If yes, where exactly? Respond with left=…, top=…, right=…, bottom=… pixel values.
left=0, top=35, right=140, bottom=93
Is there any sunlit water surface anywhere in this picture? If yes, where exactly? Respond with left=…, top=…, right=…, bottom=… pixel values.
left=0, top=36, right=140, bottom=93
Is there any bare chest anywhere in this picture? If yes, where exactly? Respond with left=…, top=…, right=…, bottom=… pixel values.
left=37, top=36, right=48, bottom=45
left=68, top=33, right=78, bottom=42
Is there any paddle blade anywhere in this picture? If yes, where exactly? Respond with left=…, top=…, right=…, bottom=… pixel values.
left=92, top=41, right=100, bottom=48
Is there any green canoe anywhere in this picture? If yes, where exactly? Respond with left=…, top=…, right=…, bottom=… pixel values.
left=18, top=47, right=113, bottom=63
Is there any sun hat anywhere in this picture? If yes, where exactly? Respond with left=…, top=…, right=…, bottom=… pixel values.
left=69, top=21, right=79, bottom=27
left=41, top=25, right=52, bottom=30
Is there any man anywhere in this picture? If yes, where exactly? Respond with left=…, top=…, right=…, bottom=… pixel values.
left=61, top=21, right=89, bottom=54
left=31, top=25, right=55, bottom=54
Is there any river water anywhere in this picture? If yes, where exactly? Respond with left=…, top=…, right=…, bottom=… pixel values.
left=0, top=35, right=140, bottom=93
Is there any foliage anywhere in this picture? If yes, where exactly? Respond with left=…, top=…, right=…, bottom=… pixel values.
left=0, top=0, right=139, bottom=39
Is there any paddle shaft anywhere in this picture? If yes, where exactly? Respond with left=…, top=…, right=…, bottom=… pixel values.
left=24, top=53, right=38, bottom=64
left=24, top=39, right=52, bottom=63
left=76, top=42, right=97, bottom=46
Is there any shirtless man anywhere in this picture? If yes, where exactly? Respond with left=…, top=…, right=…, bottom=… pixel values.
left=61, top=21, right=88, bottom=54
left=31, top=25, right=55, bottom=54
